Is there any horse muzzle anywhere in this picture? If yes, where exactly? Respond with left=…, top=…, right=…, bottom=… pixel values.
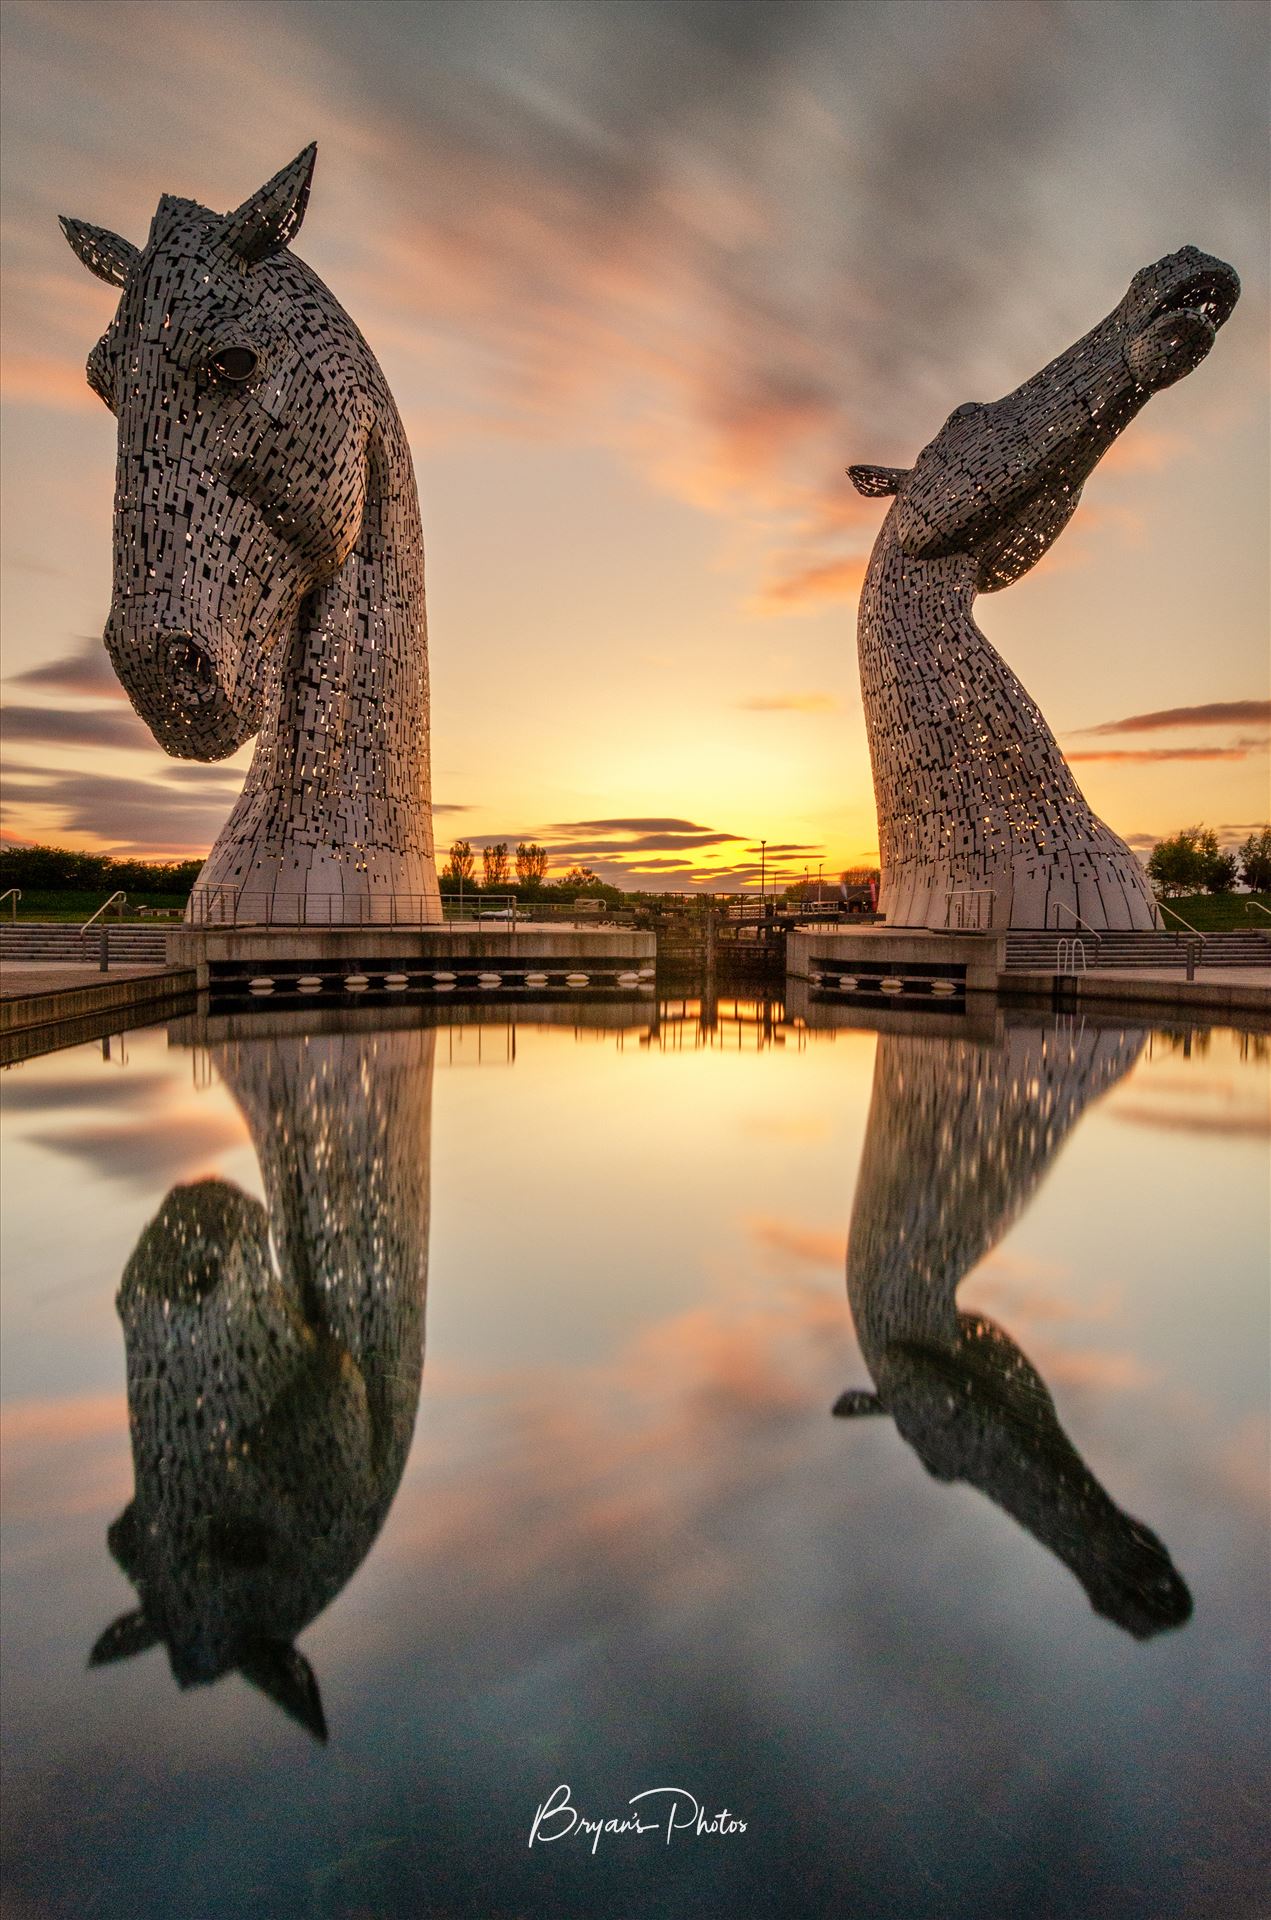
left=104, top=618, right=263, bottom=760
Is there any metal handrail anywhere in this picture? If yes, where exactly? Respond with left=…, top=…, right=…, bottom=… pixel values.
left=1156, top=900, right=1206, bottom=943
left=1244, top=899, right=1271, bottom=921
left=79, top=890, right=127, bottom=933
left=1057, top=936, right=1089, bottom=976
left=1048, top=901, right=1103, bottom=947
left=0, top=887, right=19, bottom=921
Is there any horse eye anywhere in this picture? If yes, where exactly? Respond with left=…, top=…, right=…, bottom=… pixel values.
left=210, top=345, right=259, bottom=383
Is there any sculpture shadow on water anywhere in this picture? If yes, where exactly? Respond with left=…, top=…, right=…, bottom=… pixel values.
left=835, top=1016, right=1193, bottom=1640
left=61, top=145, right=438, bottom=925
left=89, top=1026, right=435, bottom=1740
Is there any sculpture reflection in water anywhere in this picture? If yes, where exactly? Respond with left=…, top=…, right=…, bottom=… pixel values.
left=90, top=1025, right=434, bottom=1739
left=836, top=1016, right=1193, bottom=1638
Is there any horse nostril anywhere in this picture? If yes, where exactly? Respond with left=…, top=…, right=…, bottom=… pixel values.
left=209, top=344, right=259, bottom=384
left=163, top=634, right=217, bottom=690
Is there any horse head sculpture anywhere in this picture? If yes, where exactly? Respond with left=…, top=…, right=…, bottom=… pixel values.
left=835, top=1017, right=1193, bottom=1640
left=90, top=1026, right=434, bottom=1738
left=61, top=148, right=439, bottom=923
left=848, top=246, right=1240, bottom=930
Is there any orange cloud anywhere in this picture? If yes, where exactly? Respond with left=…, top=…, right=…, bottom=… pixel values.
left=748, top=1216, right=843, bottom=1268
left=749, top=555, right=868, bottom=614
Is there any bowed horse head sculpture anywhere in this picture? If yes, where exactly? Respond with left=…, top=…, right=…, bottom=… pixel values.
left=849, top=246, right=1240, bottom=932
left=61, top=146, right=439, bottom=924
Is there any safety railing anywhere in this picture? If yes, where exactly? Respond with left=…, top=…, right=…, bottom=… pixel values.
left=1244, top=899, right=1271, bottom=922
left=1056, top=936, right=1089, bottom=976
left=0, top=888, right=19, bottom=921
left=1156, top=900, right=1206, bottom=943
left=184, top=888, right=634, bottom=929
left=79, top=891, right=127, bottom=934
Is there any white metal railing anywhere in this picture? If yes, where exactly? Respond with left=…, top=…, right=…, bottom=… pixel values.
left=184, top=887, right=635, bottom=930
left=79, top=890, right=127, bottom=933
left=1048, top=901, right=1103, bottom=941
left=944, top=888, right=997, bottom=931
left=1057, top=936, right=1089, bottom=976
left=1156, top=900, right=1206, bottom=944
left=1244, top=899, right=1271, bottom=922
left=0, top=888, right=19, bottom=921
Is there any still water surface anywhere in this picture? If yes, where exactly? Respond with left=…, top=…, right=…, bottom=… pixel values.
left=1, top=997, right=1267, bottom=1918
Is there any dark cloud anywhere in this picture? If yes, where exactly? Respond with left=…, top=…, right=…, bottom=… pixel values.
left=161, top=763, right=246, bottom=787
left=549, top=818, right=727, bottom=835
left=0, top=704, right=152, bottom=752
left=28, top=1113, right=245, bottom=1191
left=0, top=766, right=230, bottom=855
left=5, top=636, right=123, bottom=700
left=272, top=0, right=1268, bottom=604
left=548, top=832, right=739, bottom=855
left=0, top=1073, right=170, bottom=1115
left=744, top=842, right=823, bottom=855
left=1078, top=700, right=1271, bottom=735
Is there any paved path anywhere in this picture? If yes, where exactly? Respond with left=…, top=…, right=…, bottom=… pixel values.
left=0, top=963, right=178, bottom=1000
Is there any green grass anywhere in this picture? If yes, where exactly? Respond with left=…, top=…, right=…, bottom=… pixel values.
left=7, top=890, right=188, bottom=923
left=1155, top=891, right=1271, bottom=932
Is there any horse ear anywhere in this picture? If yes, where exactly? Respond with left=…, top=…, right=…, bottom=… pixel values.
left=239, top=1639, right=328, bottom=1743
left=59, top=216, right=139, bottom=288
left=89, top=1609, right=160, bottom=1666
left=224, top=144, right=317, bottom=264
left=848, top=464, right=909, bottom=498
left=832, top=1388, right=888, bottom=1417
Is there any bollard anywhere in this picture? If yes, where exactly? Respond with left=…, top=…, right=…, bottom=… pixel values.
left=1185, top=937, right=1197, bottom=983
left=99, top=927, right=110, bottom=972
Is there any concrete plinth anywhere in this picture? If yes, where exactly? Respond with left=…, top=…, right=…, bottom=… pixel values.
left=787, top=925, right=1003, bottom=1003
left=167, top=921, right=656, bottom=1001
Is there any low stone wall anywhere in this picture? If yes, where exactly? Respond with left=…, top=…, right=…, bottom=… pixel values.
left=0, top=967, right=197, bottom=1063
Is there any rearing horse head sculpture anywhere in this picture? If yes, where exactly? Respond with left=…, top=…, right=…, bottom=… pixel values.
left=848, top=246, right=1240, bottom=931
left=61, top=148, right=439, bottom=924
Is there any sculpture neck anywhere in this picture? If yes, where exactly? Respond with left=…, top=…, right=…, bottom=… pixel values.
left=195, top=411, right=439, bottom=920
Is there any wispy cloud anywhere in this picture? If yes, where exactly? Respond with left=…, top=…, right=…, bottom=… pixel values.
left=550, top=817, right=724, bottom=834
left=735, top=692, right=839, bottom=714
left=749, top=1217, right=843, bottom=1269
left=1068, top=740, right=1268, bottom=764
left=5, top=637, right=123, bottom=700
left=0, top=766, right=235, bottom=857
left=1076, top=700, right=1271, bottom=735
left=0, top=704, right=152, bottom=752
left=749, top=557, right=868, bottom=614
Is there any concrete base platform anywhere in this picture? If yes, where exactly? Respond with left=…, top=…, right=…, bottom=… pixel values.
left=787, top=927, right=1271, bottom=1021
left=787, top=926, right=1002, bottom=1003
left=167, top=921, right=656, bottom=1002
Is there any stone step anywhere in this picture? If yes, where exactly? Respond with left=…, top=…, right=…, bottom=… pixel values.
left=1002, top=928, right=1271, bottom=970
left=0, top=923, right=169, bottom=962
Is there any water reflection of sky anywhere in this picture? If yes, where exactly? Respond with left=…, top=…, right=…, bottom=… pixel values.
left=1, top=1007, right=1267, bottom=1919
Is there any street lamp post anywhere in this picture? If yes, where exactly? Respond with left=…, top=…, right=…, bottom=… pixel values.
left=760, top=839, right=767, bottom=904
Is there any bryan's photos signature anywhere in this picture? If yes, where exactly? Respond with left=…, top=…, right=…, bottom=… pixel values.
left=530, top=1784, right=747, bottom=1852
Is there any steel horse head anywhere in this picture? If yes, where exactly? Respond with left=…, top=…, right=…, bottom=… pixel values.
left=61, top=147, right=439, bottom=923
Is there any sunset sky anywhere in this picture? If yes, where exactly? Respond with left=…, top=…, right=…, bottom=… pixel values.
left=1, top=0, right=1267, bottom=888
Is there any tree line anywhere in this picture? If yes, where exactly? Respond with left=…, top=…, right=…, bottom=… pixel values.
left=1146, top=825, right=1271, bottom=898
left=0, top=844, right=204, bottom=894
left=440, top=840, right=623, bottom=901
